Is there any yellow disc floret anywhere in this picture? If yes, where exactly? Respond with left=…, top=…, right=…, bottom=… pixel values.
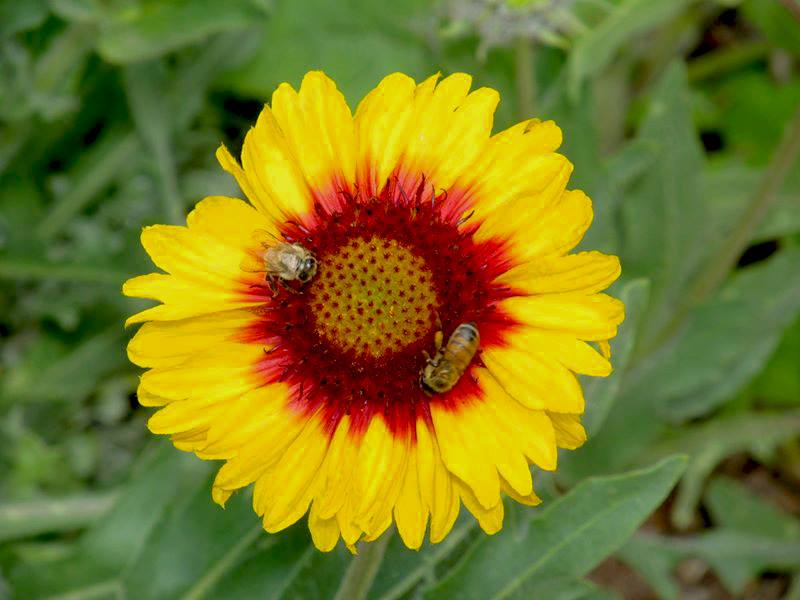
left=308, top=236, right=438, bottom=359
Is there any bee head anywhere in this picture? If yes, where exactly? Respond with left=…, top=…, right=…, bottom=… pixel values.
left=297, top=256, right=317, bottom=283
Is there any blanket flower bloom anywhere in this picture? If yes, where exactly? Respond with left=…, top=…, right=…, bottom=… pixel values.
left=124, top=71, right=624, bottom=551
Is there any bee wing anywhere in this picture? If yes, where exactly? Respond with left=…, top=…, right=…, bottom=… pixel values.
left=239, top=229, right=280, bottom=273
left=250, top=228, right=279, bottom=247
left=239, top=252, right=267, bottom=273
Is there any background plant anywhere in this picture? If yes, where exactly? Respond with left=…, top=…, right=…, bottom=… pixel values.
left=1, top=0, right=800, bottom=598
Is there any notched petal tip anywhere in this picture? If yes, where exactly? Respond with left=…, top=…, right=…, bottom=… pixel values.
left=212, top=486, right=232, bottom=508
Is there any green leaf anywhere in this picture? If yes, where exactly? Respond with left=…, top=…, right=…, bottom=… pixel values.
left=8, top=444, right=209, bottom=598
left=0, top=328, right=127, bottom=405
left=619, top=476, right=800, bottom=595
left=0, top=491, right=117, bottom=543
left=713, top=73, right=800, bottom=163
left=206, top=529, right=317, bottom=599
left=498, top=575, right=621, bottom=600
left=619, top=62, right=707, bottom=350
left=8, top=443, right=329, bottom=600
left=122, top=483, right=262, bottom=599
left=29, top=23, right=94, bottom=121
left=749, top=316, right=800, bottom=406
left=217, top=0, right=433, bottom=105
left=702, top=162, right=800, bottom=245
left=49, top=0, right=109, bottom=24
left=557, top=279, right=650, bottom=486
left=630, top=248, right=800, bottom=422
left=645, top=410, right=800, bottom=529
left=616, top=535, right=681, bottom=600
left=566, top=0, right=692, bottom=99
left=686, top=530, right=800, bottom=593
left=621, top=530, right=800, bottom=597
left=96, top=0, right=265, bottom=64
left=123, top=61, right=183, bottom=224
left=35, top=128, right=141, bottom=240
left=0, top=0, right=48, bottom=36
left=704, top=475, right=800, bottom=539
left=368, top=518, right=477, bottom=600
left=424, top=456, right=686, bottom=600
left=741, top=0, right=800, bottom=55
left=539, top=74, right=617, bottom=253
left=580, top=278, right=649, bottom=436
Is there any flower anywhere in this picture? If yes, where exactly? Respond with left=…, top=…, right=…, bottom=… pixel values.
left=123, top=71, right=624, bottom=552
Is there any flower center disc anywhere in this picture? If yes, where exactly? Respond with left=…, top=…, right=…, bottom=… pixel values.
left=248, top=193, right=517, bottom=436
left=308, top=236, right=437, bottom=359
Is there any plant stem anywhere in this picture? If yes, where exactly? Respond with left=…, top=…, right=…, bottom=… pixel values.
left=334, top=531, right=392, bottom=600
left=515, top=37, right=536, bottom=119
left=687, top=40, right=770, bottom=83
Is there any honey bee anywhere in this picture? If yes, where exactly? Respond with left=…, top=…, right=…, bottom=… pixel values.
left=420, top=321, right=480, bottom=395
left=240, top=230, right=317, bottom=295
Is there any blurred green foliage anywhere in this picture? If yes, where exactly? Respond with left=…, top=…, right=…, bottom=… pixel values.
left=1, top=0, right=800, bottom=598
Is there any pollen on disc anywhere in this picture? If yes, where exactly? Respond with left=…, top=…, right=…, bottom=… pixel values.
left=308, top=236, right=438, bottom=359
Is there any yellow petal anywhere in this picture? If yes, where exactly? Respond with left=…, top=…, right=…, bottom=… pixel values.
left=140, top=225, right=244, bottom=284
left=308, top=503, right=341, bottom=552
left=139, top=342, right=263, bottom=401
left=336, top=494, right=363, bottom=547
left=353, top=419, right=409, bottom=531
left=500, top=189, right=593, bottom=262
left=171, top=426, right=208, bottom=452
left=354, top=72, right=417, bottom=194
left=271, top=72, right=356, bottom=200
left=127, top=310, right=255, bottom=369
left=186, top=196, right=277, bottom=247
left=218, top=99, right=315, bottom=221
left=481, top=346, right=584, bottom=413
left=498, top=251, right=621, bottom=296
left=416, top=421, right=460, bottom=544
left=473, top=159, right=573, bottom=248
left=502, top=478, right=541, bottom=506
left=363, top=512, right=392, bottom=542
left=201, top=385, right=289, bottom=458
left=136, top=384, right=172, bottom=407
left=242, top=108, right=315, bottom=221
left=123, top=274, right=258, bottom=326
left=211, top=486, right=232, bottom=507
left=394, top=448, right=428, bottom=550
left=548, top=412, right=587, bottom=450
left=477, top=369, right=558, bottom=471
left=458, top=119, right=567, bottom=221
left=456, top=479, right=504, bottom=535
left=493, top=327, right=613, bottom=378
left=501, top=292, right=625, bottom=341
left=431, top=400, right=501, bottom=509
left=147, top=397, right=229, bottom=435
left=399, top=73, right=499, bottom=193
left=313, top=416, right=359, bottom=519
left=260, top=413, right=330, bottom=532
left=212, top=402, right=306, bottom=491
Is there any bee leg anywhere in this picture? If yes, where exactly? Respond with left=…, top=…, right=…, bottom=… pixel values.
left=278, top=279, right=302, bottom=295
left=419, top=371, right=434, bottom=397
left=432, top=311, right=444, bottom=352
left=434, top=330, right=443, bottom=353
left=267, top=276, right=279, bottom=297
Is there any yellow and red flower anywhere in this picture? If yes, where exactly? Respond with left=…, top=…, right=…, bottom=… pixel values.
left=124, top=71, right=624, bottom=551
